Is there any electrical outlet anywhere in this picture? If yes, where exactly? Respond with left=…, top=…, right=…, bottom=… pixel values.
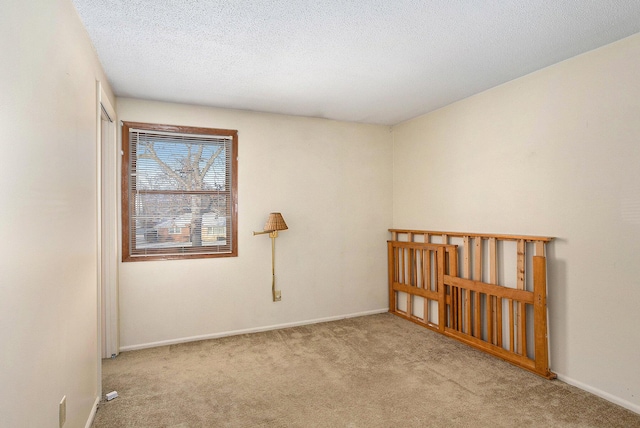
left=274, top=290, right=282, bottom=301
left=59, top=395, right=66, bottom=427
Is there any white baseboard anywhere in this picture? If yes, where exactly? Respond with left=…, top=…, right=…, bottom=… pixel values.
left=85, top=395, right=100, bottom=428
left=120, top=308, right=389, bottom=352
left=556, top=373, right=640, bottom=415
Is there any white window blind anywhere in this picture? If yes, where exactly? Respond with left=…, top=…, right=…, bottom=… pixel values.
left=122, top=123, right=238, bottom=261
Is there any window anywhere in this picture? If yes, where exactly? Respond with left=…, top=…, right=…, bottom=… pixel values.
left=122, top=122, right=238, bottom=261
left=168, top=226, right=181, bottom=235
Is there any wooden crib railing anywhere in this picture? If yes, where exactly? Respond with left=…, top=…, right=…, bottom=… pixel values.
left=388, top=229, right=555, bottom=379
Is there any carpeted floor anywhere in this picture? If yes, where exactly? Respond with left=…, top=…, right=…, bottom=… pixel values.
left=93, top=313, right=640, bottom=427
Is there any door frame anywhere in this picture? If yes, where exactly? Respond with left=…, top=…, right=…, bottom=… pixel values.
left=96, top=81, right=118, bottom=396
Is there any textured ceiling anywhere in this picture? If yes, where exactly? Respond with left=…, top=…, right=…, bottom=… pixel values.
left=72, top=1, right=640, bottom=125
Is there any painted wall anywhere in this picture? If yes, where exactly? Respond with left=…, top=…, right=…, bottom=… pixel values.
left=0, top=0, right=115, bottom=426
left=116, top=98, right=392, bottom=349
left=392, top=33, right=640, bottom=412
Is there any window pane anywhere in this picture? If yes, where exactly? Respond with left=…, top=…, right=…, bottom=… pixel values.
left=130, top=193, right=230, bottom=255
left=134, top=136, right=229, bottom=192
left=122, top=122, right=238, bottom=261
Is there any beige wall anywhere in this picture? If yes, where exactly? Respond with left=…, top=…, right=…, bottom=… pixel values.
left=116, top=98, right=392, bottom=349
left=0, top=0, right=115, bottom=426
left=392, top=33, right=640, bottom=412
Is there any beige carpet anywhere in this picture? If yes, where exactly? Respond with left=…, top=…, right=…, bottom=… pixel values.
left=93, top=313, right=640, bottom=427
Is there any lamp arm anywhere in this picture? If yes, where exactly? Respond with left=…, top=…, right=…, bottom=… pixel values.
left=253, top=230, right=272, bottom=236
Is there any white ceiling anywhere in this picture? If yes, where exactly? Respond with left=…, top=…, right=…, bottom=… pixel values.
left=72, top=1, right=640, bottom=125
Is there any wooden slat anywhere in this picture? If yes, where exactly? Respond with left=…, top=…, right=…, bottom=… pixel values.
left=509, top=299, right=515, bottom=352
left=416, top=249, right=422, bottom=289
left=444, top=329, right=538, bottom=372
left=520, top=301, right=527, bottom=357
left=473, top=291, right=481, bottom=338
left=425, top=248, right=432, bottom=290
left=516, top=239, right=525, bottom=354
left=533, top=255, right=554, bottom=377
left=463, top=235, right=471, bottom=333
left=412, top=247, right=417, bottom=286
left=387, top=241, right=457, bottom=251
left=406, top=249, right=412, bottom=317
left=444, top=275, right=534, bottom=303
left=392, top=282, right=439, bottom=300
left=489, top=238, right=497, bottom=283
left=465, top=289, right=471, bottom=335
left=463, top=236, right=470, bottom=279
left=403, top=247, right=407, bottom=284
left=394, top=246, right=399, bottom=283
left=447, top=247, right=458, bottom=277
left=517, top=239, right=525, bottom=290
left=487, top=295, right=494, bottom=345
left=458, top=288, right=463, bottom=331
left=496, top=297, right=503, bottom=347
left=449, top=286, right=456, bottom=330
left=398, top=247, right=402, bottom=282
left=422, top=250, right=429, bottom=322
left=422, top=251, right=431, bottom=322
left=397, top=246, right=401, bottom=284
left=535, top=241, right=545, bottom=257
left=421, top=249, right=426, bottom=289
left=447, top=247, right=459, bottom=330
left=489, top=238, right=499, bottom=345
left=389, top=228, right=553, bottom=243
left=437, top=246, right=446, bottom=333
left=474, top=237, right=482, bottom=281
left=387, top=242, right=395, bottom=313
left=398, top=246, right=403, bottom=284
left=474, top=238, right=482, bottom=338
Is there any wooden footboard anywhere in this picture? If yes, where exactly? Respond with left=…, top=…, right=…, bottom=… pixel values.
left=388, top=229, right=555, bottom=379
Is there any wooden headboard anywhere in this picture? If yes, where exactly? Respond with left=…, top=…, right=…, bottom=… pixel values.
left=388, top=229, right=555, bottom=379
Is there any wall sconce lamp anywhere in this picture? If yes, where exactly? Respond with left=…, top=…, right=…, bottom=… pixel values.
left=253, top=212, right=288, bottom=302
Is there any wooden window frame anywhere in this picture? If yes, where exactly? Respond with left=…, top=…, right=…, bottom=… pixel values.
left=121, top=121, right=238, bottom=262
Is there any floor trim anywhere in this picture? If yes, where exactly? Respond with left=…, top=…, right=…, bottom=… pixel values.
left=120, top=308, right=389, bottom=352
left=556, top=373, right=640, bottom=415
left=85, top=395, right=100, bottom=428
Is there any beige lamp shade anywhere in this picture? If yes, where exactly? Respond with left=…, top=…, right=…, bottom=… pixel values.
left=264, top=212, right=288, bottom=232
